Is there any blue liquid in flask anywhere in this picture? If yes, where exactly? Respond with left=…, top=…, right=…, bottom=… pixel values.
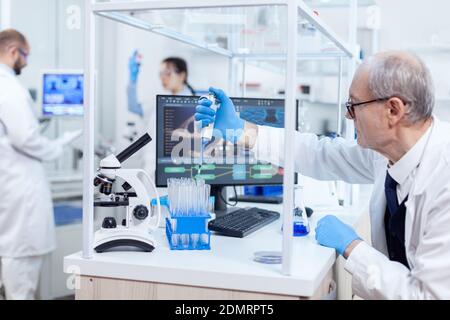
left=293, top=206, right=310, bottom=237
left=293, top=222, right=309, bottom=237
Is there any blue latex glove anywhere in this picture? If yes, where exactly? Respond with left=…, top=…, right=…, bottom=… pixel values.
left=128, top=50, right=141, bottom=83
left=315, top=215, right=361, bottom=256
left=194, top=87, right=245, bottom=143
left=127, top=82, right=143, bottom=117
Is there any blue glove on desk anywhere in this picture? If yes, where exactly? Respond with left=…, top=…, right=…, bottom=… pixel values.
left=128, top=50, right=141, bottom=84
left=315, top=215, right=361, bottom=256
left=194, top=87, right=245, bottom=143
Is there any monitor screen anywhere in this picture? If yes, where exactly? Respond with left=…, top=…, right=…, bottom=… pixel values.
left=42, top=72, right=84, bottom=116
left=156, top=95, right=296, bottom=187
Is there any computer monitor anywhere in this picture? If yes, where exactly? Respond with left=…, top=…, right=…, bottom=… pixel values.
left=41, top=70, right=84, bottom=117
left=156, top=95, right=298, bottom=210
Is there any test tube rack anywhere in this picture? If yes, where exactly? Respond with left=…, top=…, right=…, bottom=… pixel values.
left=165, top=212, right=211, bottom=250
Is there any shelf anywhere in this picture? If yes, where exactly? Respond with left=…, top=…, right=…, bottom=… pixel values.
left=304, top=0, right=377, bottom=8
left=436, top=97, right=450, bottom=103
left=48, top=171, right=83, bottom=183
left=93, top=0, right=354, bottom=60
left=409, top=44, right=450, bottom=54
left=247, top=59, right=350, bottom=80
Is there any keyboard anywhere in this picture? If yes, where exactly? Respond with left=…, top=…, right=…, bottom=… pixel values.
left=208, top=207, right=280, bottom=238
left=228, top=195, right=283, bottom=204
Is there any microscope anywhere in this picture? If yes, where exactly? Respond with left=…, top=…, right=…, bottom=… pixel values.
left=93, top=133, right=161, bottom=253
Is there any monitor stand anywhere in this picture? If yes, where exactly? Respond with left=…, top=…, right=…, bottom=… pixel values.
left=211, top=185, right=227, bottom=211
left=211, top=185, right=233, bottom=216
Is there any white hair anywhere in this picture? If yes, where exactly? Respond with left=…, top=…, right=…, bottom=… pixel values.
left=363, top=52, right=434, bottom=123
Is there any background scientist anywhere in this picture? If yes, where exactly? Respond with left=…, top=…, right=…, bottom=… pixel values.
left=126, top=52, right=196, bottom=178
left=0, top=29, right=81, bottom=300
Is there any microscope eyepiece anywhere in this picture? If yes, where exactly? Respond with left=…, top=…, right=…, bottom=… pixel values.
left=116, top=133, right=152, bottom=164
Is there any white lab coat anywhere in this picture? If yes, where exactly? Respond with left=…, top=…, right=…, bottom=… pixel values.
left=254, top=117, right=450, bottom=299
left=0, top=65, right=63, bottom=258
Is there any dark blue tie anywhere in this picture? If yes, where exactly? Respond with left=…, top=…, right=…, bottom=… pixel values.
left=384, top=170, right=409, bottom=268
left=385, top=171, right=399, bottom=214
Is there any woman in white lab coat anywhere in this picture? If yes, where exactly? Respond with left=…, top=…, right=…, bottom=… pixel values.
left=0, top=29, right=81, bottom=300
left=127, top=54, right=196, bottom=178
left=194, top=51, right=450, bottom=299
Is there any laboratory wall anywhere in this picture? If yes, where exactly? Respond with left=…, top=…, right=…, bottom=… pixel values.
left=315, top=0, right=450, bottom=123
left=4, top=0, right=450, bottom=159
left=376, top=0, right=450, bottom=121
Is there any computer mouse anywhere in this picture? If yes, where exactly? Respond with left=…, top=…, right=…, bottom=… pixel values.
left=305, top=207, right=313, bottom=218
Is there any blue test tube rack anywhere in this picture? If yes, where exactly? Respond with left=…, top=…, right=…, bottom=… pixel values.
left=166, top=212, right=211, bottom=250
left=153, top=195, right=213, bottom=250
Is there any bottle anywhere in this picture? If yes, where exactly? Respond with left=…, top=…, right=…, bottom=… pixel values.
left=293, top=185, right=310, bottom=237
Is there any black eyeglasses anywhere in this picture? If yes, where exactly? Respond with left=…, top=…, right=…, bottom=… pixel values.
left=18, top=48, right=29, bottom=60
left=345, top=97, right=390, bottom=119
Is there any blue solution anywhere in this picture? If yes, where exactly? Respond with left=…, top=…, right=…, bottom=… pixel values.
left=293, top=222, right=309, bottom=237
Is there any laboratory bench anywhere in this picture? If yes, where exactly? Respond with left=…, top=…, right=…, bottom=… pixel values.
left=64, top=193, right=372, bottom=300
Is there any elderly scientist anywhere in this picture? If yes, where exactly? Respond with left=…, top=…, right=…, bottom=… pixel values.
left=195, top=51, right=450, bottom=299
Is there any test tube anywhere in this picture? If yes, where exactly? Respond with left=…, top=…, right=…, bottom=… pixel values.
left=186, top=180, right=191, bottom=216
left=205, top=184, right=211, bottom=214
left=171, top=218, right=177, bottom=233
left=193, top=180, right=198, bottom=216
left=186, top=179, right=190, bottom=215
left=175, top=180, right=179, bottom=215
left=190, top=233, right=199, bottom=249
left=200, top=233, right=209, bottom=246
left=197, top=181, right=201, bottom=215
left=171, top=233, right=179, bottom=248
left=179, top=181, right=184, bottom=216
left=181, top=234, right=190, bottom=249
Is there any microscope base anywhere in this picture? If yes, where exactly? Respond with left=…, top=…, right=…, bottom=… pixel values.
left=94, top=227, right=157, bottom=253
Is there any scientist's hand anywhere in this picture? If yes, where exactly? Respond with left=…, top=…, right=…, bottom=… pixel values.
left=315, top=215, right=361, bottom=256
left=194, top=87, right=245, bottom=143
left=58, top=129, right=83, bottom=146
left=128, top=50, right=141, bottom=83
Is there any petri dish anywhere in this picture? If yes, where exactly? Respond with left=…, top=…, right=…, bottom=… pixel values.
left=253, top=251, right=283, bottom=264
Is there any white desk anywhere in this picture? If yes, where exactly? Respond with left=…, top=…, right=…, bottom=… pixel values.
left=64, top=192, right=371, bottom=300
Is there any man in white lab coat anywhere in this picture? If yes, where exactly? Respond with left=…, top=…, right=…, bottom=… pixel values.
left=0, top=29, right=81, bottom=300
left=195, top=51, right=450, bottom=299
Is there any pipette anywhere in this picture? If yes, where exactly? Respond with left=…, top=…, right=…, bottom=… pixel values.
left=197, top=93, right=220, bottom=176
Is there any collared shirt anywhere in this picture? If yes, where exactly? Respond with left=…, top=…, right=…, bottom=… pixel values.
left=388, top=121, right=434, bottom=204
left=0, top=63, right=15, bottom=77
